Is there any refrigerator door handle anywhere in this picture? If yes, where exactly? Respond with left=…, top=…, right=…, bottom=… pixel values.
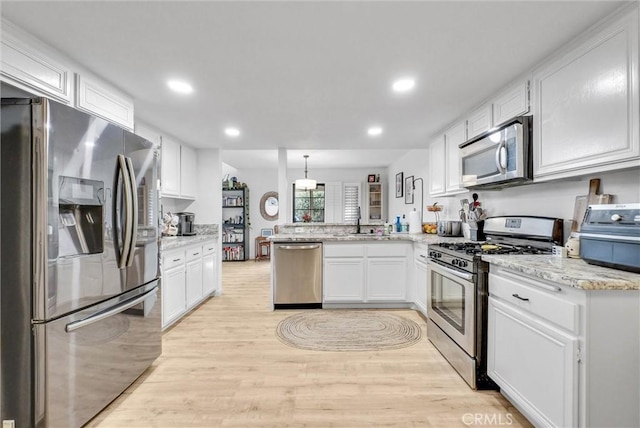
left=116, top=154, right=133, bottom=268
left=65, top=287, right=157, bottom=333
left=124, top=156, right=138, bottom=267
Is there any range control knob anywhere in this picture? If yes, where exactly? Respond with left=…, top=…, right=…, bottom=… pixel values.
left=611, top=214, right=623, bottom=222
left=452, top=259, right=459, bottom=266
left=460, top=261, right=468, bottom=268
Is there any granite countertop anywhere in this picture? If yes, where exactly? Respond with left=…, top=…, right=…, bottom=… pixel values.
left=161, top=234, right=218, bottom=251
left=268, top=233, right=467, bottom=245
left=482, top=254, right=640, bottom=291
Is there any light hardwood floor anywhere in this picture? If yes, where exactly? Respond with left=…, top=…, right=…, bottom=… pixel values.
left=87, top=261, right=532, bottom=428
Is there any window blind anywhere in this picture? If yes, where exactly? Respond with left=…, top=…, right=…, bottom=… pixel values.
left=343, top=183, right=360, bottom=224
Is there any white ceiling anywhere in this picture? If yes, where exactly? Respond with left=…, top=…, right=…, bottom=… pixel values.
left=0, top=1, right=627, bottom=169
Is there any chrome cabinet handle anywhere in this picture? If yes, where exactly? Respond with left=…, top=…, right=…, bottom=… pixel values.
left=512, top=293, right=530, bottom=301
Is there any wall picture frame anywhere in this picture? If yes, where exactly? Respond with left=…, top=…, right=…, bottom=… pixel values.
left=395, top=172, right=403, bottom=198
left=367, top=174, right=376, bottom=183
left=405, top=175, right=414, bottom=204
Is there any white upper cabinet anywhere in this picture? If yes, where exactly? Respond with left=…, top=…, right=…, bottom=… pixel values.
left=492, top=80, right=530, bottom=128
left=429, top=121, right=467, bottom=197
left=1, top=20, right=72, bottom=104
left=532, top=6, right=639, bottom=181
left=161, top=137, right=197, bottom=200
left=161, top=136, right=181, bottom=198
left=180, top=144, right=197, bottom=199
left=444, top=121, right=467, bottom=194
left=428, top=134, right=446, bottom=196
left=75, top=73, right=134, bottom=131
left=466, top=104, right=492, bottom=140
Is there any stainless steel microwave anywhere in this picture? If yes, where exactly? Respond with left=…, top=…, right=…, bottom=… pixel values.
left=459, top=116, right=532, bottom=189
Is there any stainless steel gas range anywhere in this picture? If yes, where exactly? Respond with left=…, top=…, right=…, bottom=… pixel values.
left=426, top=216, right=563, bottom=390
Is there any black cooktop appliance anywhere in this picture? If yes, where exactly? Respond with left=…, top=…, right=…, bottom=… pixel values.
left=426, top=216, right=563, bottom=390
left=580, top=203, right=640, bottom=273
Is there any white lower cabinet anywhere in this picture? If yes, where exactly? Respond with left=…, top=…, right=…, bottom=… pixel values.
left=367, top=258, right=407, bottom=301
left=487, top=265, right=640, bottom=428
left=412, top=244, right=428, bottom=315
left=161, top=240, right=218, bottom=329
left=185, top=248, right=203, bottom=308
left=162, top=251, right=187, bottom=328
left=202, top=243, right=218, bottom=296
left=488, top=296, right=578, bottom=428
left=323, top=242, right=409, bottom=304
left=324, top=258, right=365, bottom=301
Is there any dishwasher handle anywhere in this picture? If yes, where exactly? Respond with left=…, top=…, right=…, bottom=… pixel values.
left=278, top=244, right=321, bottom=250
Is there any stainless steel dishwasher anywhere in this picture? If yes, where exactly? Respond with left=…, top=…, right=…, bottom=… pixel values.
left=273, top=242, right=323, bottom=309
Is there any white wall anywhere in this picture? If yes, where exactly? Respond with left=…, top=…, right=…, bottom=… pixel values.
left=389, top=146, right=640, bottom=241
left=387, top=149, right=431, bottom=225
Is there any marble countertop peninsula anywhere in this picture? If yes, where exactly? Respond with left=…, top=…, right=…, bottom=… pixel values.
left=482, top=255, right=640, bottom=291
left=268, top=232, right=467, bottom=245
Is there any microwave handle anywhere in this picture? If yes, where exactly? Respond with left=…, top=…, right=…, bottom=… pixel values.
left=495, top=141, right=507, bottom=173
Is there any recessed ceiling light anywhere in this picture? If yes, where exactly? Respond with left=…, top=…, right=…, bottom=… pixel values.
left=392, top=78, right=416, bottom=93
left=225, top=127, right=241, bottom=137
left=167, top=79, right=193, bottom=94
left=367, top=126, right=383, bottom=136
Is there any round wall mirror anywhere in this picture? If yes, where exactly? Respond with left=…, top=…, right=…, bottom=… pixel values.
left=259, top=191, right=279, bottom=221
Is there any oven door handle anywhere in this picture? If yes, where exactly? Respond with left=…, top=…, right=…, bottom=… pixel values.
left=427, top=260, right=474, bottom=282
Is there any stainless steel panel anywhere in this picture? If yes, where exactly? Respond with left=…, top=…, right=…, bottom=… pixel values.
left=427, top=260, right=476, bottom=356
left=34, top=282, right=161, bottom=428
left=44, top=99, right=128, bottom=320
left=274, top=243, right=322, bottom=304
left=428, top=318, right=477, bottom=389
left=1, top=98, right=34, bottom=426
left=124, top=131, right=159, bottom=286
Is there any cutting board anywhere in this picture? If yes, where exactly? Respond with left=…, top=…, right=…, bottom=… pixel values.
left=571, top=178, right=613, bottom=233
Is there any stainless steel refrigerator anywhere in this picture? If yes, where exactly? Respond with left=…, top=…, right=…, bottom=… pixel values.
left=1, top=97, right=161, bottom=427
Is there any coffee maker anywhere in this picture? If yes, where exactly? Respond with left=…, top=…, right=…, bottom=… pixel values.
left=176, top=212, right=196, bottom=236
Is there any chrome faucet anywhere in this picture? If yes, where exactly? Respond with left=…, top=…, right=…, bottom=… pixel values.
left=356, top=206, right=361, bottom=234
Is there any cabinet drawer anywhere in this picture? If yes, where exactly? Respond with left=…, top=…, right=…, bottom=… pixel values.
left=324, top=244, right=365, bottom=258
left=489, top=271, right=578, bottom=334
left=414, top=244, right=429, bottom=262
left=202, top=242, right=217, bottom=255
left=367, top=243, right=408, bottom=258
left=186, top=246, right=203, bottom=262
left=163, top=250, right=185, bottom=270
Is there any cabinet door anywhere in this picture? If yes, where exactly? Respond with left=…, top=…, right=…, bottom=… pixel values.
left=185, top=259, right=203, bottom=308
left=75, top=73, right=134, bottom=131
left=466, top=105, right=491, bottom=140
left=533, top=9, right=639, bottom=180
left=493, top=80, right=529, bottom=127
left=323, top=258, right=365, bottom=302
left=428, top=136, right=446, bottom=196
left=0, top=24, right=73, bottom=104
left=161, top=137, right=180, bottom=197
left=180, top=144, right=197, bottom=199
left=366, top=182, right=384, bottom=223
left=366, top=258, right=407, bottom=301
left=444, top=122, right=466, bottom=194
left=202, top=253, right=217, bottom=296
left=162, top=267, right=186, bottom=328
left=414, top=260, right=428, bottom=314
left=488, top=296, right=578, bottom=428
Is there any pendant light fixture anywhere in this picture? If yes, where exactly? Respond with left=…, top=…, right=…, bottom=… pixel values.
left=294, top=155, right=317, bottom=190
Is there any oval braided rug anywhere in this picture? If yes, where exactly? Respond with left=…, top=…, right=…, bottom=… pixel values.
left=276, top=310, right=422, bottom=351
